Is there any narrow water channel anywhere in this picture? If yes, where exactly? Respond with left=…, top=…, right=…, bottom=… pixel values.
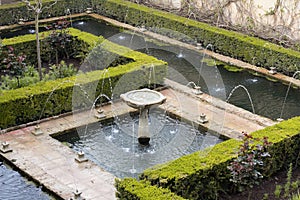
left=72, top=18, right=300, bottom=120
left=0, top=159, right=54, bottom=200
left=1, top=18, right=299, bottom=120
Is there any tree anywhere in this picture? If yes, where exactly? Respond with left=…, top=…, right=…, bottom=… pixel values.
left=45, top=18, right=72, bottom=64
left=2, top=46, right=27, bottom=87
left=22, top=0, right=58, bottom=80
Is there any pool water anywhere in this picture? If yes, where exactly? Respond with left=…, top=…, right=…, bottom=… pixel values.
left=0, top=160, right=54, bottom=200
left=54, top=111, right=223, bottom=178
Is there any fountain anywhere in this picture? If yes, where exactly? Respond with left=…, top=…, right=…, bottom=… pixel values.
left=85, top=8, right=92, bottom=14
left=278, top=71, right=300, bottom=121
left=31, top=124, right=43, bottom=136
left=186, top=81, right=203, bottom=95
left=120, top=88, right=166, bottom=145
left=226, top=85, right=255, bottom=114
left=268, top=67, right=277, bottom=75
left=75, top=151, right=88, bottom=163
left=0, top=141, right=12, bottom=153
left=198, top=113, right=208, bottom=124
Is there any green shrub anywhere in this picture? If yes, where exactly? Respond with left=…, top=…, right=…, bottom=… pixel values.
left=92, top=0, right=300, bottom=75
left=1, top=0, right=300, bottom=74
left=0, top=0, right=91, bottom=26
left=115, top=178, right=186, bottom=200
left=0, top=28, right=167, bottom=129
left=227, top=133, right=272, bottom=192
left=139, top=117, right=300, bottom=200
left=47, top=61, right=78, bottom=79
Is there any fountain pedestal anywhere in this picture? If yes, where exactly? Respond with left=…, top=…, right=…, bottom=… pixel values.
left=138, top=109, right=150, bottom=145
left=121, top=88, right=166, bottom=145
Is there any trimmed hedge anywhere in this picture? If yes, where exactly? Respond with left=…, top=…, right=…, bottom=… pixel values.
left=90, top=0, right=300, bottom=75
left=0, top=28, right=167, bottom=129
left=1, top=0, right=300, bottom=74
left=115, top=178, right=186, bottom=200
left=2, top=30, right=78, bottom=65
left=0, top=0, right=91, bottom=26
left=139, top=117, right=300, bottom=200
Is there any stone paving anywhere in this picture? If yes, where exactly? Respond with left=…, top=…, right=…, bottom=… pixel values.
left=0, top=126, right=117, bottom=200
left=162, top=79, right=276, bottom=139
left=90, top=14, right=300, bottom=89
left=0, top=81, right=276, bottom=199
left=0, top=12, right=285, bottom=200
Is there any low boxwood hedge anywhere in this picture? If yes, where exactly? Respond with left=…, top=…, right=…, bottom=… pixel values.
left=115, top=178, right=186, bottom=200
left=91, top=0, right=300, bottom=75
left=139, top=117, right=300, bottom=200
left=0, top=0, right=91, bottom=26
left=1, top=0, right=300, bottom=74
left=0, top=28, right=167, bottom=129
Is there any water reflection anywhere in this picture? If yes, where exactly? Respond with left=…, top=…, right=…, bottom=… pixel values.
left=0, top=160, right=51, bottom=200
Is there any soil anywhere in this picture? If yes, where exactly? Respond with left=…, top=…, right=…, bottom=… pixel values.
left=220, top=167, right=300, bottom=200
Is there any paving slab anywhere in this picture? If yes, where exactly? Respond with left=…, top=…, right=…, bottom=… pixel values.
left=0, top=80, right=276, bottom=199
left=163, top=79, right=276, bottom=139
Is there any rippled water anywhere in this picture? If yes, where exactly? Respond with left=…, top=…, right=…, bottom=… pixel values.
left=2, top=18, right=299, bottom=119
left=0, top=160, right=52, bottom=200
left=72, top=19, right=299, bottom=120
left=54, top=110, right=223, bottom=178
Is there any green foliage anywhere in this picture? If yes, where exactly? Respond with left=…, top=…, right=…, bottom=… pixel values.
left=140, top=117, right=300, bottom=200
left=0, top=28, right=167, bottom=129
left=223, top=65, right=244, bottom=72
left=91, top=0, right=300, bottom=75
left=227, top=133, right=272, bottom=192
left=270, top=163, right=300, bottom=199
left=0, top=0, right=91, bottom=25
left=47, top=61, right=78, bottom=80
left=291, top=192, right=300, bottom=200
left=0, top=61, right=77, bottom=90
left=44, top=18, right=73, bottom=64
left=274, top=185, right=282, bottom=198
left=1, top=46, right=27, bottom=87
left=1, top=0, right=300, bottom=74
left=0, top=65, right=38, bottom=90
left=263, top=193, right=269, bottom=200
left=115, top=178, right=186, bottom=200
left=284, top=163, right=293, bottom=198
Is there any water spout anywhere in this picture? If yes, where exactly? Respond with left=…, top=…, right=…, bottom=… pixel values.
left=186, top=82, right=203, bottom=95
left=278, top=70, right=300, bottom=120
left=226, top=85, right=255, bottom=114
left=186, top=81, right=197, bottom=88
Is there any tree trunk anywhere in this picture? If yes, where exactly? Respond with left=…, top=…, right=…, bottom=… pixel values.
left=35, top=13, right=43, bottom=80
left=55, top=49, right=58, bottom=65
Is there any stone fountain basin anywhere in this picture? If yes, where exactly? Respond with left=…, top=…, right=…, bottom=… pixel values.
left=120, top=88, right=166, bottom=109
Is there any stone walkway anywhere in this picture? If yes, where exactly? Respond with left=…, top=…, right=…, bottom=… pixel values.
left=162, top=79, right=276, bottom=139
left=0, top=126, right=117, bottom=200
left=0, top=12, right=283, bottom=200
left=0, top=82, right=276, bottom=199
left=90, top=13, right=300, bottom=89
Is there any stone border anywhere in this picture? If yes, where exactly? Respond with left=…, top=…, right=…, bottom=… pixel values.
left=1, top=12, right=299, bottom=88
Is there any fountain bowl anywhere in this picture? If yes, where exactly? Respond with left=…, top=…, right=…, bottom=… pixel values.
left=120, top=88, right=166, bottom=109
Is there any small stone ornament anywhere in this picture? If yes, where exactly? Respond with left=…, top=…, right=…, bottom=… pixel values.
left=94, top=108, right=106, bottom=119
left=86, top=8, right=92, bottom=14
left=32, top=125, right=43, bottom=136
left=75, top=151, right=88, bottom=163
left=268, top=67, right=277, bottom=75
left=0, top=141, right=13, bottom=153
left=198, top=113, right=208, bottom=124
left=193, top=86, right=203, bottom=95
left=69, top=189, right=86, bottom=200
